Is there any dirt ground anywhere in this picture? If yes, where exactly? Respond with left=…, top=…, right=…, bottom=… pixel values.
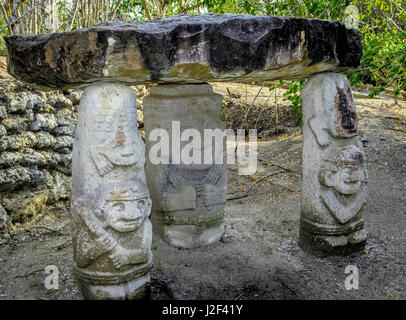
left=0, top=74, right=405, bottom=300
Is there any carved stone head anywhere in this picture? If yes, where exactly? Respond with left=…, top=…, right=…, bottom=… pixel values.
left=320, top=145, right=366, bottom=195
left=90, top=93, right=144, bottom=176
left=98, top=107, right=144, bottom=166
left=99, top=179, right=151, bottom=232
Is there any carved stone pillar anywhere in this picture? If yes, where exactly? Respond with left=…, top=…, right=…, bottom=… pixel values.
left=144, top=84, right=227, bottom=248
left=300, top=72, right=368, bottom=256
left=71, top=83, right=152, bottom=299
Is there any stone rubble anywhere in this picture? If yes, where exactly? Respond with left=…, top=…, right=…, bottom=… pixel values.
left=0, top=81, right=78, bottom=231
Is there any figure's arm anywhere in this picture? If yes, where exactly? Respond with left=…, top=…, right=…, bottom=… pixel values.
left=75, top=232, right=116, bottom=268
left=109, top=220, right=152, bottom=269
left=321, top=187, right=367, bottom=224
left=74, top=198, right=117, bottom=254
left=309, top=117, right=330, bottom=147
left=90, top=147, right=114, bottom=176
left=127, top=220, right=152, bottom=263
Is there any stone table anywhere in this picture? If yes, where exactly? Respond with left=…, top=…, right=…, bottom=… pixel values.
left=5, top=14, right=367, bottom=299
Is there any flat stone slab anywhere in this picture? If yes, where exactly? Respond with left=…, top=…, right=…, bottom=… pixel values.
left=5, top=14, right=362, bottom=90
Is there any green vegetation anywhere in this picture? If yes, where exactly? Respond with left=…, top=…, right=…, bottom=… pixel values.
left=0, top=0, right=405, bottom=117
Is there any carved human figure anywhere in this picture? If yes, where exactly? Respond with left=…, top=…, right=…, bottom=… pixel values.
left=300, top=72, right=368, bottom=256
left=163, top=154, right=226, bottom=212
left=73, top=179, right=152, bottom=271
left=308, top=81, right=358, bottom=147
left=320, top=146, right=367, bottom=205
left=318, top=145, right=367, bottom=234
left=71, top=83, right=151, bottom=299
left=90, top=104, right=144, bottom=176
left=144, top=84, right=227, bottom=248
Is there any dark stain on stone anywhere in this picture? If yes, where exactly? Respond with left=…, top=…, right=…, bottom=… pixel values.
left=351, top=151, right=364, bottom=164
left=305, top=20, right=362, bottom=68
left=337, top=86, right=357, bottom=134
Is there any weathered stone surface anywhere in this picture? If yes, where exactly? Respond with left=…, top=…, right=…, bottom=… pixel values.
left=6, top=150, right=45, bottom=167
left=0, top=203, right=11, bottom=232
left=299, top=72, right=367, bottom=256
left=40, top=150, right=71, bottom=168
left=47, top=94, right=73, bottom=109
left=34, top=103, right=54, bottom=113
left=1, top=91, right=44, bottom=113
left=31, top=113, right=58, bottom=131
left=25, top=109, right=35, bottom=121
left=2, top=132, right=38, bottom=150
left=0, top=166, right=45, bottom=191
left=45, top=170, right=71, bottom=204
left=0, top=125, right=6, bottom=136
left=20, top=148, right=47, bottom=167
left=2, top=187, right=49, bottom=223
left=67, top=91, right=82, bottom=105
left=56, top=108, right=77, bottom=126
left=2, top=115, right=30, bottom=132
left=71, top=83, right=152, bottom=299
left=35, top=131, right=57, bottom=148
left=53, top=124, right=76, bottom=136
left=54, top=135, right=74, bottom=150
left=0, top=138, right=7, bottom=151
left=144, top=84, right=227, bottom=248
left=5, top=14, right=361, bottom=90
left=0, top=152, right=22, bottom=167
left=57, top=147, right=72, bottom=154
left=0, top=80, right=78, bottom=232
left=0, top=105, right=7, bottom=119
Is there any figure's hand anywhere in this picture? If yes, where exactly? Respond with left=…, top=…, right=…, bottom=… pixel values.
left=95, top=232, right=117, bottom=251
left=92, top=152, right=114, bottom=176
left=109, top=245, right=130, bottom=269
left=97, top=159, right=114, bottom=176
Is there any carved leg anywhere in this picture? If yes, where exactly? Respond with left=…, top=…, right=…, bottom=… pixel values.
left=71, top=83, right=152, bottom=299
left=299, top=72, right=368, bottom=257
left=144, top=84, right=227, bottom=248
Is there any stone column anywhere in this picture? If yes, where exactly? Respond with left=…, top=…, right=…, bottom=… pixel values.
left=71, top=83, right=152, bottom=299
left=300, top=72, right=368, bottom=256
left=144, top=84, right=227, bottom=248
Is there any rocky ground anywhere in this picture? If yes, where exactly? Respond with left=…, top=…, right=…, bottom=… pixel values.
left=0, top=69, right=405, bottom=299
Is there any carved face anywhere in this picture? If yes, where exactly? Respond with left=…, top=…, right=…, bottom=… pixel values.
left=104, top=198, right=149, bottom=232
left=323, top=165, right=363, bottom=195
left=322, top=146, right=365, bottom=195
left=104, top=124, right=141, bottom=166
left=99, top=179, right=151, bottom=232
